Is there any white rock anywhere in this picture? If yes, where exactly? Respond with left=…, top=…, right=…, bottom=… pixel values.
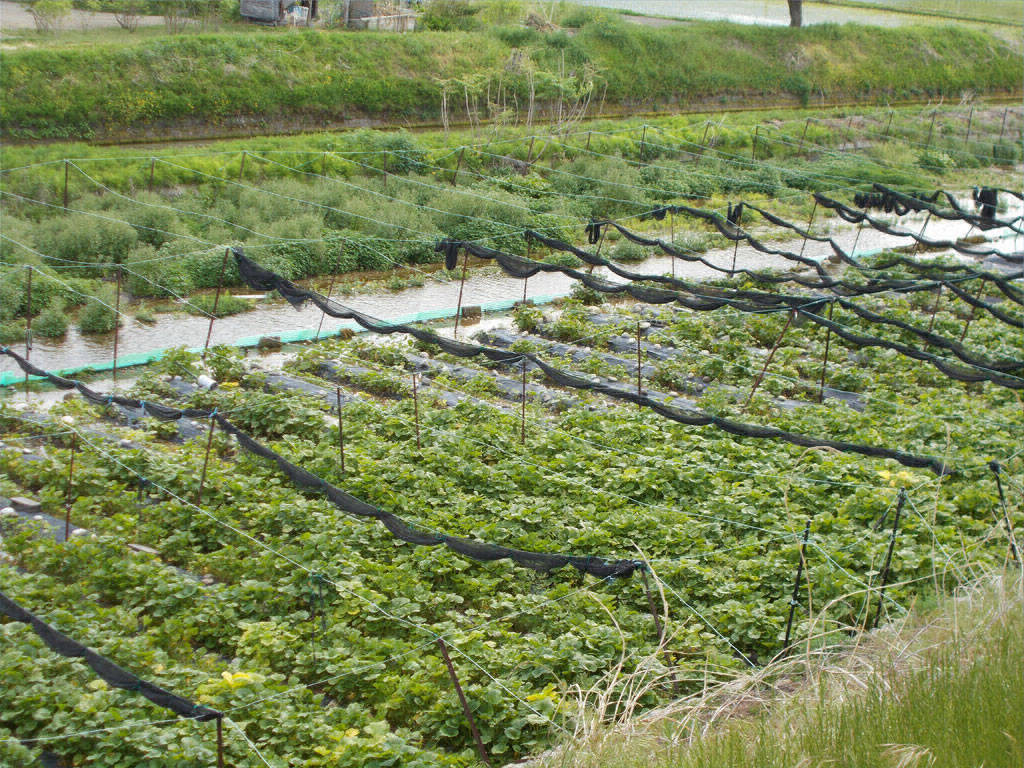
left=197, top=374, right=217, bottom=390
left=72, top=528, right=88, bottom=537
left=0, top=507, right=16, bottom=518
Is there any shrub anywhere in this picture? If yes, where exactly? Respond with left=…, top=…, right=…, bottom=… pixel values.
left=33, top=300, right=69, bottom=338
left=420, top=0, right=480, bottom=31
left=610, top=241, right=648, bottom=263
left=186, top=292, right=251, bottom=318
left=78, top=292, right=118, bottom=334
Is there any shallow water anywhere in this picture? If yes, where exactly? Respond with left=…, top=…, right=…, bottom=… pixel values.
left=2, top=208, right=1019, bottom=382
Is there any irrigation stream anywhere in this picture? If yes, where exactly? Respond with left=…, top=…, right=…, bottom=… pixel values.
left=2, top=209, right=1019, bottom=382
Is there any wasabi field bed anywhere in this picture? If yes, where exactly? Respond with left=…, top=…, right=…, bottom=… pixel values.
left=2, top=246, right=1021, bottom=764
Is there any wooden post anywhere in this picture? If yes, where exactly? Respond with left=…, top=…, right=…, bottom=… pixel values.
left=730, top=237, right=740, bottom=273
left=751, top=125, right=759, bottom=161
left=871, top=488, right=906, bottom=629
left=817, top=300, right=834, bottom=404
left=744, top=310, right=795, bottom=410
left=964, top=105, right=973, bottom=147
left=452, top=249, right=469, bottom=338
left=924, top=110, right=937, bottom=150
left=797, top=117, right=810, bottom=154
left=64, top=434, right=76, bottom=542
left=927, top=284, right=942, bottom=333
left=451, top=147, right=465, bottom=186
left=412, top=374, right=421, bottom=451
left=112, top=267, right=121, bottom=386
left=202, top=248, right=231, bottom=361
left=998, top=107, right=1008, bottom=142
left=798, top=200, right=818, bottom=259
left=148, top=158, right=155, bottom=194
left=63, top=160, right=69, bottom=210
left=883, top=111, right=894, bottom=139
left=782, top=516, right=812, bottom=655
left=336, top=387, right=346, bottom=473
left=239, top=151, right=247, bottom=181
left=437, top=638, right=493, bottom=768
left=216, top=715, right=224, bottom=768
left=520, top=358, right=527, bottom=445
left=990, top=462, right=1021, bottom=566
left=639, top=124, right=647, bottom=166
left=24, top=266, right=32, bottom=400
left=195, top=413, right=217, bottom=507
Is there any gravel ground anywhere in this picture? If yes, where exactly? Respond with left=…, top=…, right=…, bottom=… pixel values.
left=0, top=0, right=163, bottom=32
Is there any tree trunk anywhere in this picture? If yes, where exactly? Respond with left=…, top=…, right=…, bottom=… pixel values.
left=788, top=0, right=803, bottom=27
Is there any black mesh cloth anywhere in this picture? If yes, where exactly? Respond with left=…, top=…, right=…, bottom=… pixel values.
left=0, top=591, right=222, bottom=722
left=873, top=184, right=1024, bottom=238
left=448, top=236, right=1024, bottom=383
left=973, top=187, right=998, bottom=220
left=228, top=252, right=952, bottom=474
left=0, top=347, right=639, bottom=578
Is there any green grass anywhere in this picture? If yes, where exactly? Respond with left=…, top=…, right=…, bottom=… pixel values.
left=818, top=0, right=1024, bottom=26
left=542, top=574, right=1024, bottom=768
left=0, top=14, right=1019, bottom=141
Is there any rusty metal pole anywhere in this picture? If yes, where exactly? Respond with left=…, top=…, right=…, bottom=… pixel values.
left=964, top=105, right=973, bottom=148
left=148, top=158, right=155, bottom=194
left=64, top=433, right=76, bottom=542
left=520, top=358, right=527, bottom=445
left=24, top=266, right=32, bottom=401
left=927, top=284, right=942, bottom=333
left=239, top=150, right=247, bottom=181
left=959, top=294, right=977, bottom=343
left=696, top=121, right=711, bottom=165
left=412, top=374, right=421, bottom=451
left=452, top=249, right=469, bottom=338
left=797, top=116, right=810, bottom=154
left=63, top=160, right=69, bottom=210
left=314, top=263, right=338, bottom=342
left=195, top=413, right=217, bottom=507
left=817, top=300, right=834, bottom=404
left=639, top=568, right=664, bottom=646
left=639, top=124, right=647, bottom=166
left=883, top=111, right=894, bottom=139
left=998, top=107, right=1008, bottom=142
left=751, top=125, right=759, bottom=161
left=112, top=267, right=121, bottom=386
left=216, top=716, right=224, bottom=768
left=798, top=200, right=818, bottom=259
left=336, top=387, right=346, bottom=473
left=990, top=462, right=1021, bottom=566
left=843, top=115, right=853, bottom=146
left=744, top=310, right=795, bottom=410
left=636, top=320, right=643, bottom=401
left=202, top=247, right=231, bottom=362
left=437, top=638, right=493, bottom=768
left=451, top=147, right=465, bottom=186
left=669, top=211, right=676, bottom=278
left=586, top=130, right=592, bottom=151
left=925, top=110, right=937, bottom=150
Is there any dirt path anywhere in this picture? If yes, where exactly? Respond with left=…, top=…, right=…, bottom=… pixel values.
left=0, top=0, right=163, bottom=33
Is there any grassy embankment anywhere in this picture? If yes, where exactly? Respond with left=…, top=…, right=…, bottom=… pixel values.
left=540, top=573, right=1024, bottom=768
left=0, top=13, right=1020, bottom=142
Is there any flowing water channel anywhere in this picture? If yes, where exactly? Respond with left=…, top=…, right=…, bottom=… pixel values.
left=2, top=207, right=1020, bottom=387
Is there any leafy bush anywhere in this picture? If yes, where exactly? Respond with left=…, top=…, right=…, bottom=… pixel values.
left=77, top=292, right=118, bottom=334
left=419, top=0, right=480, bottom=31
left=610, top=241, right=648, bottom=263
left=33, top=300, right=69, bottom=338
left=186, top=292, right=251, bottom=317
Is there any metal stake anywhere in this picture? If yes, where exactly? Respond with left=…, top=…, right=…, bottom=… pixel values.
left=782, top=516, right=812, bottom=655
left=202, top=247, right=231, bottom=361
left=452, top=249, right=469, bottom=338
left=798, top=200, right=818, bottom=259
left=964, top=105, right=973, bottom=147
left=216, top=715, right=224, bottom=768
left=640, top=568, right=664, bottom=645
left=883, top=111, right=894, bottom=139
left=744, top=310, right=795, bottom=410
left=843, top=115, right=853, bottom=146
left=451, top=147, right=465, bottom=186
left=586, top=130, right=592, bottom=151
left=640, top=124, right=647, bottom=165
left=24, top=266, right=32, bottom=401
left=872, top=488, right=906, bottom=629
left=998, top=107, right=1008, bottom=142
left=412, top=374, right=421, bottom=450
left=239, top=150, right=247, bottom=180
left=195, top=413, right=217, bottom=507
left=148, top=158, right=155, bottom=193
left=336, top=387, right=346, bottom=473
left=437, top=638, right=492, bottom=768
left=925, top=110, right=937, bottom=150
left=990, top=462, right=1021, bottom=565
left=520, top=358, right=527, bottom=445
left=636, top=320, right=643, bottom=401
left=112, top=267, right=121, bottom=386
left=669, top=211, right=676, bottom=278
left=817, top=300, right=834, bottom=404
left=64, top=434, right=76, bottom=542
left=797, top=117, right=810, bottom=153
left=63, top=160, right=69, bottom=210
left=697, top=121, right=711, bottom=164
left=927, top=284, right=942, bottom=333
left=751, top=125, right=759, bottom=161
left=314, top=261, right=338, bottom=342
